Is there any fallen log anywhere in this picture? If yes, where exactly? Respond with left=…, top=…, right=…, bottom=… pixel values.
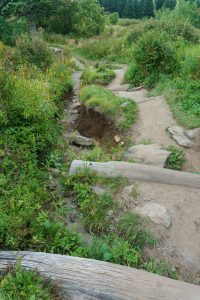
left=69, top=160, right=200, bottom=189
left=0, top=251, right=200, bottom=300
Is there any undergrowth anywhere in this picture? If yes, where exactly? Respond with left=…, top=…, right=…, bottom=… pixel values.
left=81, top=64, right=115, bottom=86
left=0, top=258, right=61, bottom=300
left=165, top=145, right=186, bottom=171
left=79, top=85, right=137, bottom=129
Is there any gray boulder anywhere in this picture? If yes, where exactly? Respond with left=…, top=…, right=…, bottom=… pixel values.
left=124, top=144, right=171, bottom=168
left=135, top=203, right=172, bottom=228
left=168, top=126, right=193, bottom=148
left=64, top=133, right=93, bottom=147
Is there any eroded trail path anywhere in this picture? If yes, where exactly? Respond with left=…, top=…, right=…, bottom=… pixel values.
left=108, top=68, right=200, bottom=172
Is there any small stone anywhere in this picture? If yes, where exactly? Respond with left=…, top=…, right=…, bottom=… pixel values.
left=120, top=101, right=129, bottom=108
left=64, top=132, right=93, bottom=147
left=135, top=202, right=172, bottom=229
left=114, top=135, right=121, bottom=143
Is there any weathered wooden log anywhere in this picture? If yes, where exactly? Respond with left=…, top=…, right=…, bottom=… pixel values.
left=0, top=251, right=200, bottom=300
left=69, top=160, right=200, bottom=189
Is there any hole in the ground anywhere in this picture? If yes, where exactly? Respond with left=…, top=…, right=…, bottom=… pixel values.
left=74, top=105, right=119, bottom=147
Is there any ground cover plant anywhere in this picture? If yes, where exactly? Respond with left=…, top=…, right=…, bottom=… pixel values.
left=79, top=85, right=137, bottom=129
left=81, top=64, right=115, bottom=86
left=0, top=258, right=61, bottom=300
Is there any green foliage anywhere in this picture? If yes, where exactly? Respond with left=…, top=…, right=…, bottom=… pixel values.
left=15, top=35, right=52, bottom=71
left=143, top=0, right=155, bottom=17
left=117, top=212, right=157, bottom=250
left=127, top=18, right=200, bottom=45
left=85, top=235, right=141, bottom=267
left=79, top=85, right=137, bottom=128
left=66, top=171, right=114, bottom=234
left=126, top=30, right=177, bottom=86
left=109, top=12, right=119, bottom=24
left=165, top=145, right=185, bottom=171
left=81, top=64, right=115, bottom=86
left=0, top=258, right=60, bottom=300
left=143, top=260, right=178, bottom=279
left=181, top=45, right=200, bottom=80
left=72, top=0, right=105, bottom=37
left=77, top=36, right=133, bottom=63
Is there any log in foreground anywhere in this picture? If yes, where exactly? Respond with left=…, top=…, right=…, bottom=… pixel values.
left=0, top=251, right=200, bottom=300
left=69, top=160, right=200, bottom=189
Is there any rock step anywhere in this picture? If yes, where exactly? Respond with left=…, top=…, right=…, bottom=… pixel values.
left=69, top=160, right=200, bottom=189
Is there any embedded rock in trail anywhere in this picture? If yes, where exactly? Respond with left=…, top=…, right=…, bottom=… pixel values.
left=124, top=144, right=171, bottom=168
left=185, top=128, right=200, bottom=142
left=168, top=126, right=194, bottom=148
left=49, top=47, right=63, bottom=55
left=135, top=203, right=172, bottom=229
left=109, top=84, right=130, bottom=92
left=64, top=133, right=93, bottom=147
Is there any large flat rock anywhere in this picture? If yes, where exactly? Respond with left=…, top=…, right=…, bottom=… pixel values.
left=124, top=144, right=171, bottom=168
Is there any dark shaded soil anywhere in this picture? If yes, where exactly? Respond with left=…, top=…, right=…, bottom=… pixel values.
left=74, top=105, right=119, bottom=147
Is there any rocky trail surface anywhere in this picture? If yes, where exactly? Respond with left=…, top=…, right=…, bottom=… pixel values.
left=108, top=68, right=200, bottom=173
left=69, top=64, right=200, bottom=278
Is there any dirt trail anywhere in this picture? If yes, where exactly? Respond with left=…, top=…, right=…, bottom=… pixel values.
left=107, top=68, right=200, bottom=276
left=108, top=69, right=200, bottom=172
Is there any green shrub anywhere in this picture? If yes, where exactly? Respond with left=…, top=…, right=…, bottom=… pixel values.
left=78, top=37, right=132, bottom=63
left=15, top=35, right=52, bottom=71
left=165, top=145, right=186, bottom=170
left=0, top=258, right=60, bottom=300
left=109, top=12, right=119, bottom=25
left=81, top=65, right=115, bottom=86
left=0, top=17, right=13, bottom=45
left=86, top=235, right=141, bottom=267
left=127, top=19, right=200, bottom=45
left=181, top=45, right=200, bottom=80
left=127, top=30, right=177, bottom=86
left=117, top=212, right=156, bottom=250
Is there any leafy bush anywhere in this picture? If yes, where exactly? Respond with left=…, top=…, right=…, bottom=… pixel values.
left=109, top=12, right=119, bottom=25
left=15, top=35, right=52, bottom=71
left=78, top=37, right=132, bottom=63
left=127, top=19, right=200, bottom=45
left=72, top=0, right=105, bottom=37
left=126, top=30, right=177, bottom=86
left=0, top=259, right=60, bottom=300
left=165, top=145, right=186, bottom=170
left=81, top=64, right=115, bottom=86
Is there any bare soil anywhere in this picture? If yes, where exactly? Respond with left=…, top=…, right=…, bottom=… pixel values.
left=109, top=68, right=200, bottom=278
left=109, top=69, right=200, bottom=173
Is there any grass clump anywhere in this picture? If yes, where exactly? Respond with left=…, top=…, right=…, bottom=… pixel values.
left=165, top=145, right=186, bottom=171
left=81, top=64, right=115, bottom=86
left=85, top=235, right=141, bottom=267
left=117, top=212, right=157, bottom=250
left=0, top=258, right=61, bottom=300
left=79, top=85, right=137, bottom=129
